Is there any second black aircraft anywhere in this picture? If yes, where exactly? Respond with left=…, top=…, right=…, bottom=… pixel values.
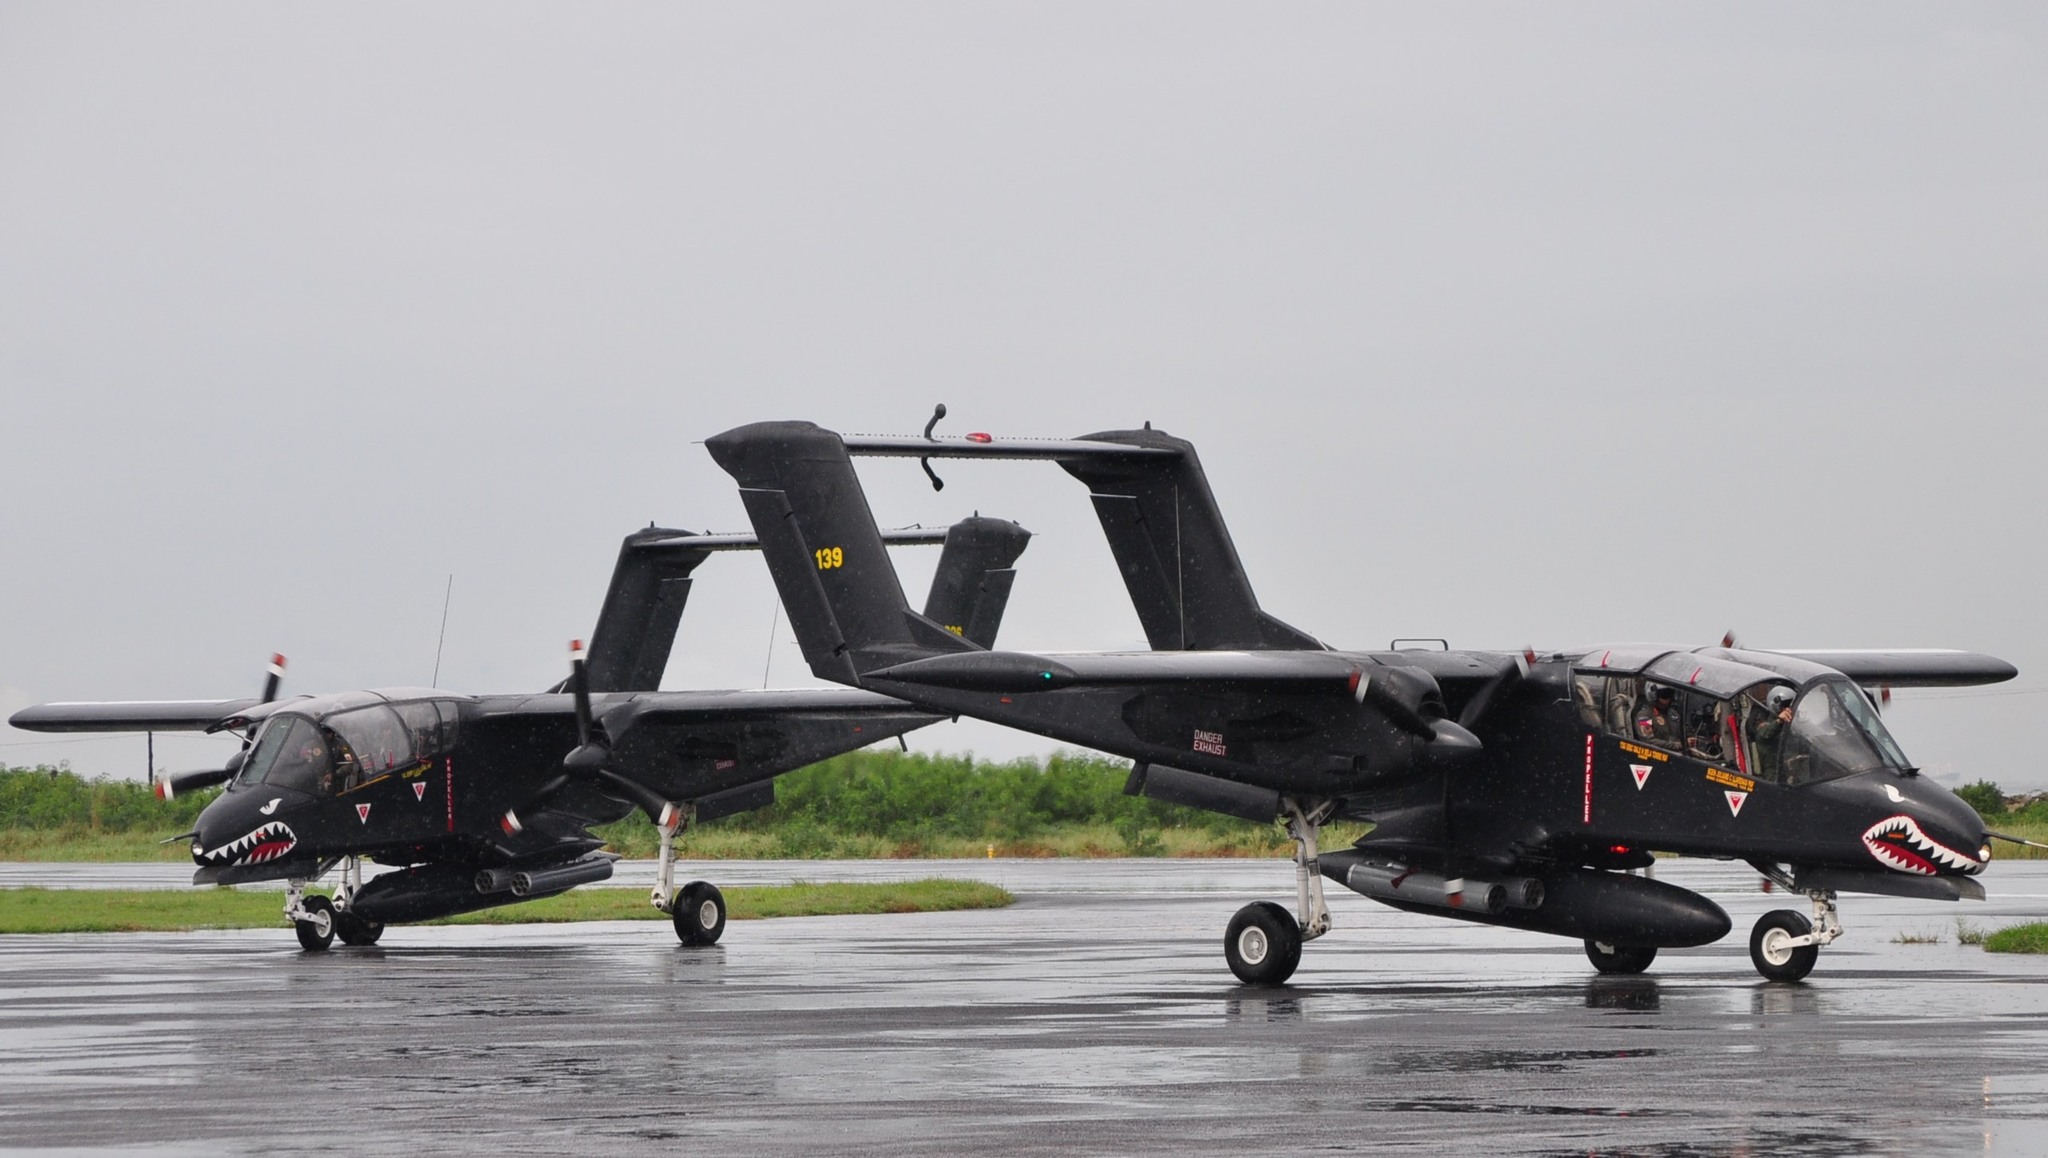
left=11, top=515, right=1029, bottom=949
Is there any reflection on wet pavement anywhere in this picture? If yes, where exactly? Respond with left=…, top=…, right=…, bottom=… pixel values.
left=1, top=860, right=2046, bottom=1154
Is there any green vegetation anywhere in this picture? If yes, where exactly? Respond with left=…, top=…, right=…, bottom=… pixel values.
left=1891, top=928, right=1944, bottom=945
left=1956, top=780, right=2008, bottom=821
left=1942, top=780, right=2048, bottom=861
left=0, top=879, right=1012, bottom=934
left=0, top=756, right=1330, bottom=861
left=1957, top=919, right=1987, bottom=947
left=0, top=766, right=215, bottom=861
left=1981, top=923, right=2048, bottom=954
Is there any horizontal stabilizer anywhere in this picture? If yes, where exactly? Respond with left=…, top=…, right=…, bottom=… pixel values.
left=584, top=523, right=955, bottom=693
left=842, top=434, right=1179, bottom=461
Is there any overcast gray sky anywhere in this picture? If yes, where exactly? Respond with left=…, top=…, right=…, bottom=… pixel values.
left=3, top=3, right=2044, bottom=789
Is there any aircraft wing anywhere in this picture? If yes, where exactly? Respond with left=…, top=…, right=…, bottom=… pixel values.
left=9, top=699, right=262, bottom=733
left=1765, top=649, right=2018, bottom=688
left=474, top=686, right=939, bottom=725
left=865, top=648, right=1363, bottom=691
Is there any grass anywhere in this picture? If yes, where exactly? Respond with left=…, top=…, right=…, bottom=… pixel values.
left=1957, top=919, right=1987, bottom=946
left=0, top=758, right=1357, bottom=862
left=0, top=827, right=196, bottom=862
left=1986, top=818, right=2048, bottom=861
left=1981, top=923, right=2048, bottom=954
left=0, top=879, right=1012, bottom=934
left=1890, top=928, right=1944, bottom=945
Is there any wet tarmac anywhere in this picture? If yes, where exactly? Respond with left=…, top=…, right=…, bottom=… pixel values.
left=5, top=859, right=2048, bottom=1155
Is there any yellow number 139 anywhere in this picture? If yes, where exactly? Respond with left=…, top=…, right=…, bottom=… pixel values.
left=814, top=546, right=844, bottom=569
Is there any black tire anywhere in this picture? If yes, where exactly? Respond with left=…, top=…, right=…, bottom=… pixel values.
left=1584, top=940, right=1659, bottom=975
left=335, top=910, right=385, bottom=947
left=1750, top=909, right=1819, bottom=982
left=1224, top=901, right=1303, bottom=986
left=295, top=895, right=336, bottom=952
left=673, top=881, right=726, bottom=946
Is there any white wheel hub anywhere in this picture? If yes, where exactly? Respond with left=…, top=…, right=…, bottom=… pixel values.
left=1760, top=927, right=1795, bottom=965
left=698, top=899, right=719, bottom=928
left=1238, top=926, right=1269, bottom=965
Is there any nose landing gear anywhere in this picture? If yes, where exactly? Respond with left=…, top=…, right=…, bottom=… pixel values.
left=1223, top=798, right=1335, bottom=986
left=1749, top=864, right=1840, bottom=982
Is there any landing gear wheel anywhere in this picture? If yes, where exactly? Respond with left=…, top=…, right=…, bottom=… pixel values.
left=295, top=895, right=336, bottom=952
left=672, top=881, right=726, bottom=946
left=1584, top=940, right=1658, bottom=975
left=1750, top=909, right=1819, bottom=982
left=335, top=911, right=385, bottom=947
left=1225, top=901, right=1302, bottom=986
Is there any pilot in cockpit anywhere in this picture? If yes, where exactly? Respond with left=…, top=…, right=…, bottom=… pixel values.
left=319, top=731, right=363, bottom=796
left=1746, top=685, right=1797, bottom=781
left=1634, top=685, right=1680, bottom=745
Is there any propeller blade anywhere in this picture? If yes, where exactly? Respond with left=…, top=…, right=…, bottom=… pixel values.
left=520, top=638, right=683, bottom=828
left=568, top=639, right=592, bottom=749
left=501, top=773, right=571, bottom=835
left=154, top=764, right=238, bottom=801
left=1457, top=652, right=1530, bottom=731
left=1721, top=630, right=1739, bottom=649
left=261, top=654, right=286, bottom=703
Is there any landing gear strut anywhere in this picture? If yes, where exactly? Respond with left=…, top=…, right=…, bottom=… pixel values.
left=330, top=856, right=384, bottom=946
left=1750, top=864, right=1839, bottom=982
left=1224, top=798, right=1335, bottom=986
left=647, top=803, right=726, bottom=946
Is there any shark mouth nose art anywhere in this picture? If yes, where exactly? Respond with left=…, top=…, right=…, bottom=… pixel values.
left=1861, top=815, right=1982, bottom=876
left=198, top=821, right=298, bottom=866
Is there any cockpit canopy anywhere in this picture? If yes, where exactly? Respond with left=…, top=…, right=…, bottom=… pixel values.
left=233, top=693, right=462, bottom=797
left=1572, top=649, right=1913, bottom=786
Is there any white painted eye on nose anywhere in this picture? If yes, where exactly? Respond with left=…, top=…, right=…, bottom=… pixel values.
left=1883, top=785, right=1904, bottom=804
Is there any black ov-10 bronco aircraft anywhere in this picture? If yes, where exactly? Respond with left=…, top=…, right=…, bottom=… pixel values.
left=11, top=515, right=1028, bottom=950
left=708, top=417, right=2024, bottom=985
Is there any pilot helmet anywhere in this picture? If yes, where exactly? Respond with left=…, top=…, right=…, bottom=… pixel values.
left=1652, top=685, right=1675, bottom=701
left=1766, top=685, right=1796, bottom=709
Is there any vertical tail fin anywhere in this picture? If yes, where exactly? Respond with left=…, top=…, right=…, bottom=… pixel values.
left=922, top=516, right=1031, bottom=649
left=582, top=529, right=711, bottom=692
left=707, top=421, right=978, bottom=685
left=1058, top=428, right=1323, bottom=651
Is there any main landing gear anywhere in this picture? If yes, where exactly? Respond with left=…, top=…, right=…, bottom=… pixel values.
left=649, top=803, right=726, bottom=946
left=1749, top=865, right=1840, bottom=982
left=1225, top=798, right=1335, bottom=986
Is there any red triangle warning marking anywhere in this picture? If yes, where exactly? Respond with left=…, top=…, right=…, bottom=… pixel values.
left=356, top=803, right=372, bottom=823
left=1725, top=791, right=1748, bottom=818
left=413, top=782, right=427, bottom=801
left=1630, top=764, right=1652, bottom=790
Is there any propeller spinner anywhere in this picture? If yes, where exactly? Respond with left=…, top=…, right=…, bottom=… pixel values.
left=501, top=641, right=682, bottom=835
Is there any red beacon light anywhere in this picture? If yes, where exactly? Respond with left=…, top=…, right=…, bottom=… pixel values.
left=966, top=432, right=993, bottom=443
